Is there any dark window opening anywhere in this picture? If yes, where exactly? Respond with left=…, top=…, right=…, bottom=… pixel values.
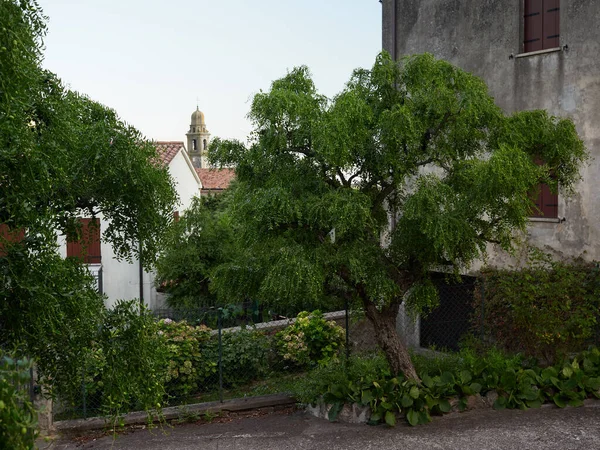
left=67, top=218, right=101, bottom=264
left=192, top=139, right=197, bottom=151
left=203, top=139, right=207, bottom=150
left=524, top=0, right=560, bottom=53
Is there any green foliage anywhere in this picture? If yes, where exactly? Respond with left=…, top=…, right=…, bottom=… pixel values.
left=1, top=0, right=177, bottom=426
left=56, top=301, right=168, bottom=424
left=476, top=250, right=600, bottom=364
left=207, top=51, right=587, bottom=378
left=0, top=352, right=37, bottom=450
left=299, top=347, right=600, bottom=427
left=202, top=328, right=272, bottom=388
left=96, top=302, right=167, bottom=423
left=156, top=196, right=233, bottom=308
left=154, top=320, right=273, bottom=398
left=157, top=319, right=215, bottom=398
left=275, top=311, right=345, bottom=369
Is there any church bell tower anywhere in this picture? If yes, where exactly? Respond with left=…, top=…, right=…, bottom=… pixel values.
left=186, top=106, right=211, bottom=168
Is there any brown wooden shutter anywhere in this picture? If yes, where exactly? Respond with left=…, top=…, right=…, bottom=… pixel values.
left=540, top=183, right=558, bottom=218
left=0, top=224, right=25, bottom=256
left=542, top=0, right=560, bottom=49
left=67, top=218, right=101, bottom=264
left=524, top=0, right=544, bottom=52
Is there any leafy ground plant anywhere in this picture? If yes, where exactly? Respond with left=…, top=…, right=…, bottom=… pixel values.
left=297, top=347, right=600, bottom=427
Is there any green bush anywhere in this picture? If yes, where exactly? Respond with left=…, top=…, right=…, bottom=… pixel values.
left=275, top=311, right=345, bottom=369
left=55, top=301, right=168, bottom=423
left=0, top=352, right=37, bottom=450
left=475, top=251, right=600, bottom=364
left=157, top=319, right=215, bottom=398
left=299, top=347, right=600, bottom=427
left=95, top=301, right=168, bottom=422
left=202, top=328, right=272, bottom=388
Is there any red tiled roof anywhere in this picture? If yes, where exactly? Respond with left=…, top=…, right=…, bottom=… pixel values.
left=195, top=168, right=236, bottom=190
left=155, top=141, right=185, bottom=165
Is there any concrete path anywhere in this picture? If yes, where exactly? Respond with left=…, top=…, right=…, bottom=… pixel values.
left=42, top=402, right=600, bottom=450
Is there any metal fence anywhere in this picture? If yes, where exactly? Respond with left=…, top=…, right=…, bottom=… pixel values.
left=52, top=273, right=600, bottom=421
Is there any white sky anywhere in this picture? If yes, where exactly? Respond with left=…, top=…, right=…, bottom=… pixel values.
left=38, top=0, right=382, bottom=144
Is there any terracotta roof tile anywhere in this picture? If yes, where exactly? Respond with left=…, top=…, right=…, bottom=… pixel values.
left=195, top=168, right=236, bottom=190
left=155, top=141, right=185, bottom=165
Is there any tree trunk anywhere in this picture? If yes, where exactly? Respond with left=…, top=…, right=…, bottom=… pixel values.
left=364, top=299, right=420, bottom=382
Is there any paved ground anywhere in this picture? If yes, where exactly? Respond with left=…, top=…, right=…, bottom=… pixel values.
left=41, top=402, right=600, bottom=450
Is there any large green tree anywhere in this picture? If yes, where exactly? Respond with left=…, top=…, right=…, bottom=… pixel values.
left=1, top=0, right=177, bottom=403
left=155, top=195, right=234, bottom=308
left=208, top=52, right=587, bottom=380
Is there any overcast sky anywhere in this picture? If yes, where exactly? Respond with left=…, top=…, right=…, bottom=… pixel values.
left=38, top=0, right=382, bottom=144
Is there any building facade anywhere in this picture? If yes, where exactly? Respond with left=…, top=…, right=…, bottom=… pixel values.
left=382, top=0, right=600, bottom=263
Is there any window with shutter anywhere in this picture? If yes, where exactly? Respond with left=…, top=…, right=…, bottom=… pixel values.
left=0, top=224, right=25, bottom=256
left=67, top=218, right=101, bottom=264
left=530, top=183, right=558, bottom=218
left=530, top=160, right=558, bottom=219
left=524, top=0, right=560, bottom=53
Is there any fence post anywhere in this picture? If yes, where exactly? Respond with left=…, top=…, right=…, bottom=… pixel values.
left=217, top=307, right=223, bottom=403
left=81, top=362, right=87, bottom=419
left=345, top=299, right=350, bottom=361
left=480, top=279, right=485, bottom=343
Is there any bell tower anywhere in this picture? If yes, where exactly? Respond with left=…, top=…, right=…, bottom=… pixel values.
left=186, top=106, right=211, bottom=168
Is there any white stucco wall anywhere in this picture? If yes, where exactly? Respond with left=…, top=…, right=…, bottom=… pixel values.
left=168, top=150, right=201, bottom=213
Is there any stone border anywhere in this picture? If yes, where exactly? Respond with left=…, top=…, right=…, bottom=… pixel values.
left=53, top=393, right=296, bottom=434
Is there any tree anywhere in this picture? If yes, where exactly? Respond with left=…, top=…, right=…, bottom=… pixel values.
left=156, top=195, right=234, bottom=308
left=1, top=0, right=177, bottom=407
left=208, top=52, right=587, bottom=380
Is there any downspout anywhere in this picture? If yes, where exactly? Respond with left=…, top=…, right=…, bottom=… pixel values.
left=139, top=239, right=144, bottom=307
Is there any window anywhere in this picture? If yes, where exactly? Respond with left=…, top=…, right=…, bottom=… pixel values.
left=203, top=139, right=207, bottom=150
left=192, top=139, right=197, bottom=151
left=530, top=160, right=558, bottom=219
left=524, top=0, right=560, bottom=53
left=173, top=211, right=180, bottom=222
left=0, top=224, right=25, bottom=256
left=67, top=218, right=101, bottom=264
left=531, top=183, right=558, bottom=218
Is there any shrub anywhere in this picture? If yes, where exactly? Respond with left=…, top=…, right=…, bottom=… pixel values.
left=275, top=311, right=345, bottom=369
left=292, top=353, right=389, bottom=405
left=0, top=352, right=37, bottom=450
left=202, top=328, right=272, bottom=388
left=301, top=347, right=600, bottom=427
left=96, top=301, right=168, bottom=422
left=475, top=251, right=600, bottom=364
left=157, top=319, right=215, bottom=399
left=55, top=301, right=168, bottom=423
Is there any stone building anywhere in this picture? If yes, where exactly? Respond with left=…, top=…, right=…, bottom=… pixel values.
left=382, top=0, right=600, bottom=263
left=186, top=107, right=211, bottom=169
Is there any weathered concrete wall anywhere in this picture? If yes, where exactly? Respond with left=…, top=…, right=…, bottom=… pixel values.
left=382, top=0, right=600, bottom=263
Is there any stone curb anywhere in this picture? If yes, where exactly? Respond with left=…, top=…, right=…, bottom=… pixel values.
left=54, top=393, right=296, bottom=434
